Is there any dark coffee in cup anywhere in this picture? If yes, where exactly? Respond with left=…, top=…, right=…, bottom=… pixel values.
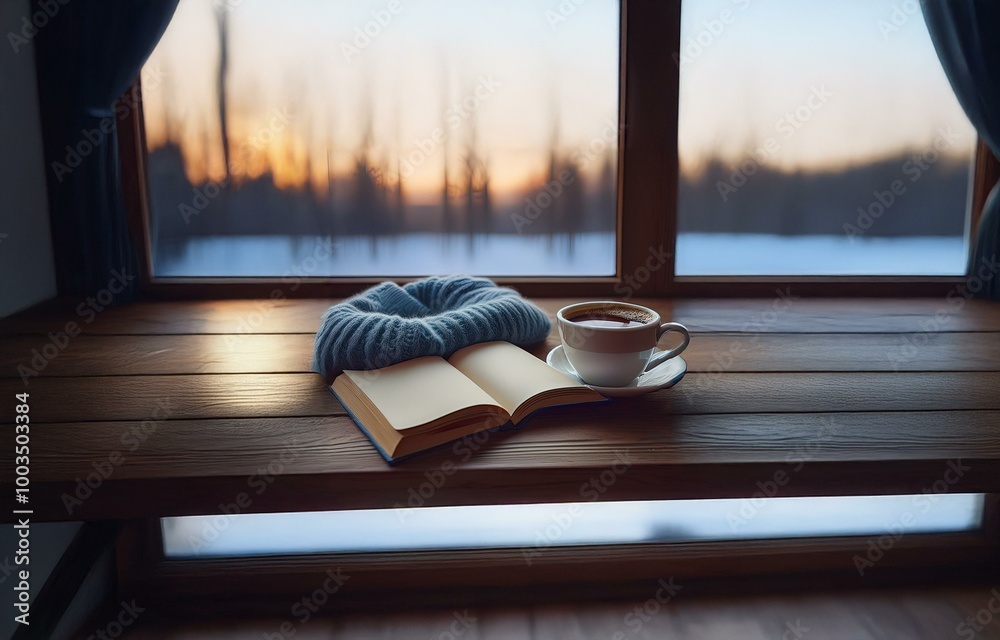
left=557, top=301, right=690, bottom=386
left=565, top=307, right=654, bottom=329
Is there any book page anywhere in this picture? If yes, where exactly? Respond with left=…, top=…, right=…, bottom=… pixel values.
left=448, top=342, right=588, bottom=416
left=343, top=357, right=505, bottom=432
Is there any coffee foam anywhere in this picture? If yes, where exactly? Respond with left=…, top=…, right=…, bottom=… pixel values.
left=568, top=307, right=654, bottom=323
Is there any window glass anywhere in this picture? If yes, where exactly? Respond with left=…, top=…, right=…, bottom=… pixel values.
left=676, top=0, right=976, bottom=276
left=162, top=494, right=984, bottom=557
left=142, top=0, right=620, bottom=277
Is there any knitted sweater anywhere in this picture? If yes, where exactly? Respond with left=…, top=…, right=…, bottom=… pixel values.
left=312, top=276, right=552, bottom=382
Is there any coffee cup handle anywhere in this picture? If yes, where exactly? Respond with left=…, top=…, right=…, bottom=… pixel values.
left=645, top=322, right=690, bottom=371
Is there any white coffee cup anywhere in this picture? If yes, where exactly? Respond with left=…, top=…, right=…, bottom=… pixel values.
left=556, top=301, right=690, bottom=387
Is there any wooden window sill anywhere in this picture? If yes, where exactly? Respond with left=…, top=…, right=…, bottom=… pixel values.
left=2, top=296, right=1000, bottom=522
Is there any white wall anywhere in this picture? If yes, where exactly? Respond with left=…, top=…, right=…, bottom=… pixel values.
left=0, top=1, right=77, bottom=635
left=0, top=0, right=57, bottom=317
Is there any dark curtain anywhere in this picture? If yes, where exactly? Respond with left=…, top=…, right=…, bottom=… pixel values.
left=923, top=0, right=1000, bottom=298
left=33, top=0, right=179, bottom=299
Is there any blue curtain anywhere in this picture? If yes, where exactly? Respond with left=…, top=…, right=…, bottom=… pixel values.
left=923, top=0, right=1000, bottom=298
left=33, top=0, right=179, bottom=299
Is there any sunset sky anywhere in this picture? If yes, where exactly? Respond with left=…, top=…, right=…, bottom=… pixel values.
left=678, top=0, right=975, bottom=173
left=143, top=0, right=620, bottom=205
left=143, top=0, right=975, bottom=204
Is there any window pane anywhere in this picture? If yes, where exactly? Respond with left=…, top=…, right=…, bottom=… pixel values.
left=143, top=0, right=619, bottom=277
left=676, top=0, right=976, bottom=276
left=162, top=494, right=983, bottom=557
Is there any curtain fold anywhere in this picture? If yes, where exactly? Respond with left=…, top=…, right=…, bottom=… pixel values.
left=33, top=0, right=179, bottom=299
left=923, top=0, right=1000, bottom=298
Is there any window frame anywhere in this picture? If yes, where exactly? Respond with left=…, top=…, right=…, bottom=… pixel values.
left=119, top=0, right=999, bottom=299
left=119, top=515, right=1000, bottom=615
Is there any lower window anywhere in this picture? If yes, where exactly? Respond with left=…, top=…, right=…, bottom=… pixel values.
left=162, top=493, right=984, bottom=558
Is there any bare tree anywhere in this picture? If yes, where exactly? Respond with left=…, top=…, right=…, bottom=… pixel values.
left=215, top=6, right=232, bottom=185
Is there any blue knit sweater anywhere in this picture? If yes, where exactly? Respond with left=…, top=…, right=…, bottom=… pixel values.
left=312, top=276, right=552, bottom=382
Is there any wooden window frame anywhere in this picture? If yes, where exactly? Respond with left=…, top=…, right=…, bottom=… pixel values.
left=119, top=0, right=1000, bottom=299
left=118, top=509, right=1000, bottom=614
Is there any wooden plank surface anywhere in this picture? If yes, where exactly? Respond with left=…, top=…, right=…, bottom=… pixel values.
left=124, top=584, right=1000, bottom=640
left=0, top=334, right=317, bottom=377
left=3, top=297, right=1000, bottom=522
left=4, top=297, right=1000, bottom=336
left=5, top=371, right=1000, bottom=423
left=6, top=411, right=1000, bottom=520
left=671, top=297, right=1000, bottom=334
left=123, top=531, right=998, bottom=616
left=15, top=411, right=1000, bottom=480
left=5, top=331, right=1000, bottom=377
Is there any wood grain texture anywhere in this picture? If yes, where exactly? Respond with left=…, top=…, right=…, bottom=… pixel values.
left=671, top=297, right=1000, bottom=334
left=683, top=332, right=1000, bottom=373
left=3, top=296, right=1000, bottom=524
left=0, top=334, right=317, bottom=377
left=0, top=373, right=334, bottom=422
left=618, top=0, right=681, bottom=295
left=12, top=411, right=1000, bottom=480
left=122, top=584, right=1000, bottom=640
left=122, top=539, right=999, bottom=627
left=5, top=331, right=1000, bottom=378
left=0, top=297, right=330, bottom=336
left=6, top=370, right=1000, bottom=424
left=6, top=411, right=1000, bottom=520
left=146, top=535, right=994, bottom=598
left=4, top=297, right=1000, bottom=336
left=16, top=455, right=1000, bottom=522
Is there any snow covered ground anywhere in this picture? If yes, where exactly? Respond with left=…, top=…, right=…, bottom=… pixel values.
left=156, top=232, right=967, bottom=277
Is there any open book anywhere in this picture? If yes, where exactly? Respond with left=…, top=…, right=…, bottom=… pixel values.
left=330, top=341, right=606, bottom=462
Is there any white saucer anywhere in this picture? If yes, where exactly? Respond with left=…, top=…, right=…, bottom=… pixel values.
left=546, top=345, right=687, bottom=398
